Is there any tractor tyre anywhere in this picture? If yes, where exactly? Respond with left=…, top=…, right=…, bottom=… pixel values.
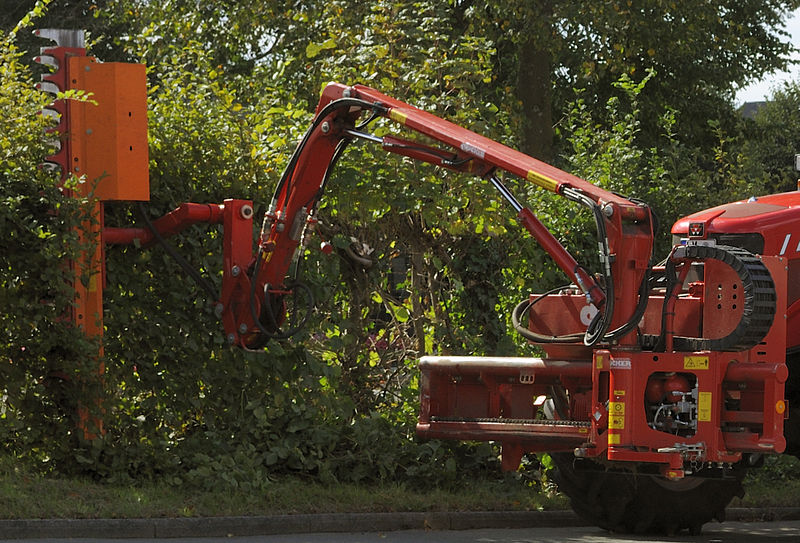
left=551, top=454, right=746, bottom=535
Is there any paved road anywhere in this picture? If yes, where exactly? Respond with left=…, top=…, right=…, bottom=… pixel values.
left=5, top=520, right=800, bottom=543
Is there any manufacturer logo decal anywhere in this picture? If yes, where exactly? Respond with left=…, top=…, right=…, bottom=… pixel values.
left=610, top=358, right=631, bottom=369
left=688, top=222, right=705, bottom=237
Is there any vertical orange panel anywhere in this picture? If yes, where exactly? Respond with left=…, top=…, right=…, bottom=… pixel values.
left=67, top=57, right=149, bottom=201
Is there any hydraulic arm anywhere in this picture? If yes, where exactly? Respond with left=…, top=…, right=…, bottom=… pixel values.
left=242, top=83, right=654, bottom=349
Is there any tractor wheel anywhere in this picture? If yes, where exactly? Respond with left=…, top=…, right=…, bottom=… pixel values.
left=551, top=454, right=746, bottom=535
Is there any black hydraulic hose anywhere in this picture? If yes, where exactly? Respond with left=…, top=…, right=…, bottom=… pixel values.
left=517, top=188, right=653, bottom=346
left=247, top=252, right=314, bottom=341
left=602, top=266, right=651, bottom=341
left=137, top=202, right=218, bottom=300
left=312, top=137, right=352, bottom=215
left=512, top=269, right=651, bottom=346
left=271, top=98, right=386, bottom=206
left=560, top=187, right=614, bottom=346
left=250, top=97, right=384, bottom=343
left=583, top=203, right=614, bottom=346
left=652, top=253, right=680, bottom=352
left=511, top=285, right=584, bottom=343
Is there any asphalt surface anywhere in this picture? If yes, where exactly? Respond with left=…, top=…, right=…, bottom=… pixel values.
left=1, top=508, right=799, bottom=540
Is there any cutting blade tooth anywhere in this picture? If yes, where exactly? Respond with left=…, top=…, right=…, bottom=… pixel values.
left=43, top=136, right=62, bottom=152
left=33, top=28, right=85, bottom=48
left=41, top=107, right=61, bottom=122
left=38, top=161, right=62, bottom=174
left=33, top=54, right=58, bottom=69
left=35, top=81, right=61, bottom=96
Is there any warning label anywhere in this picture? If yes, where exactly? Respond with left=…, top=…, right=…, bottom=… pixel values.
left=595, top=355, right=605, bottom=369
left=608, top=415, right=625, bottom=429
left=608, top=402, right=625, bottom=429
left=684, top=356, right=709, bottom=370
left=698, top=391, right=712, bottom=422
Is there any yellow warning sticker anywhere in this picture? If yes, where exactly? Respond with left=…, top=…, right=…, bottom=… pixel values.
left=389, top=109, right=407, bottom=125
left=684, top=356, right=709, bottom=370
left=596, top=355, right=604, bottom=369
left=526, top=170, right=558, bottom=193
left=608, top=433, right=621, bottom=445
left=609, top=415, right=625, bottom=429
left=608, top=402, right=625, bottom=429
left=613, top=390, right=626, bottom=397
left=698, top=391, right=712, bottom=422
left=608, top=415, right=625, bottom=430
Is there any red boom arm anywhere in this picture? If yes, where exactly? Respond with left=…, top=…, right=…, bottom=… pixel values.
left=238, top=82, right=653, bottom=347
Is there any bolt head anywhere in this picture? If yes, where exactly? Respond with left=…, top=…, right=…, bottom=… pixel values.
left=227, top=333, right=236, bottom=344
left=238, top=323, right=248, bottom=334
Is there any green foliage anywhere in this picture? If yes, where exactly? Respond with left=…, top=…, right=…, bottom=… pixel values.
left=750, top=454, right=800, bottom=483
left=744, top=80, right=800, bottom=193
left=556, top=70, right=768, bottom=259
left=8, top=0, right=54, bottom=37
left=478, top=0, right=800, bottom=157
left=0, top=8, right=510, bottom=488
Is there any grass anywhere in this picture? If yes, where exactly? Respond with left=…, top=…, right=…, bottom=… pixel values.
left=0, top=468, right=566, bottom=520
left=731, top=454, right=800, bottom=508
left=0, top=456, right=797, bottom=520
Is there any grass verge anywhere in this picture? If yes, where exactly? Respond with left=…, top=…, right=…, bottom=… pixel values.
left=0, top=456, right=797, bottom=519
left=0, top=470, right=565, bottom=519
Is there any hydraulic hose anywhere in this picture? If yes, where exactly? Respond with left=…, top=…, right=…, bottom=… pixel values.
left=248, top=252, right=314, bottom=341
left=560, top=187, right=614, bottom=346
left=512, top=188, right=653, bottom=347
left=511, top=285, right=585, bottom=344
left=249, top=96, right=380, bottom=343
left=270, top=97, right=386, bottom=208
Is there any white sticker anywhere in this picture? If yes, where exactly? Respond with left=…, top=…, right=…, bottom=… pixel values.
left=610, top=358, right=631, bottom=369
left=460, top=142, right=485, bottom=159
left=780, top=233, right=791, bottom=255
left=580, top=304, right=598, bottom=326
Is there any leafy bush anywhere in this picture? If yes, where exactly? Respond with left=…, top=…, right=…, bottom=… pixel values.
left=0, top=16, right=511, bottom=490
